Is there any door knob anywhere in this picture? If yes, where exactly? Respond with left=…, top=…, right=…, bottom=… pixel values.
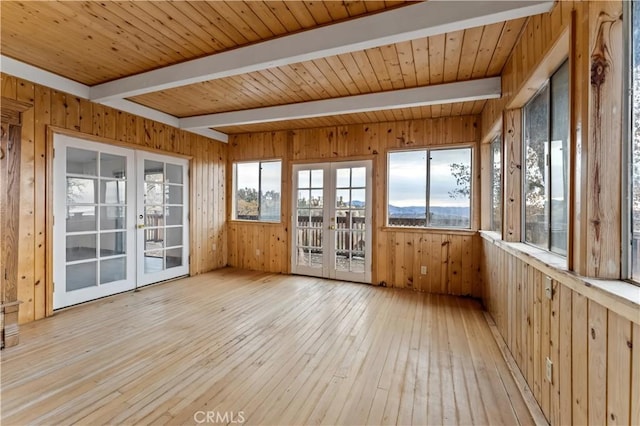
left=137, top=224, right=145, bottom=229
left=328, top=225, right=336, bottom=230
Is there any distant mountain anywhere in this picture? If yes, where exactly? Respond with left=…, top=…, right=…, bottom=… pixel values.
left=347, top=202, right=470, bottom=219
left=388, top=205, right=470, bottom=218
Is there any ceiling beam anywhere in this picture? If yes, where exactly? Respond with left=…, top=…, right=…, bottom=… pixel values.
left=180, top=77, right=501, bottom=129
left=90, top=1, right=553, bottom=102
left=1, top=56, right=89, bottom=98
left=101, top=99, right=229, bottom=142
left=0, top=55, right=229, bottom=143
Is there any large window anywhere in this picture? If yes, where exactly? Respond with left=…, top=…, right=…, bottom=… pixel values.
left=233, top=160, right=281, bottom=221
left=630, top=0, right=640, bottom=281
left=387, top=147, right=472, bottom=229
left=523, top=60, right=569, bottom=255
left=490, top=133, right=502, bottom=233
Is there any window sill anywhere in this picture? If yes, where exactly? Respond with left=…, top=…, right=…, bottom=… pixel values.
left=479, top=231, right=640, bottom=324
left=229, top=219, right=282, bottom=226
left=381, top=226, right=476, bottom=236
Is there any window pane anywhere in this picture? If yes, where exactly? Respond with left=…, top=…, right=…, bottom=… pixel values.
left=145, top=160, right=164, bottom=182
left=234, top=161, right=282, bottom=222
left=100, top=232, right=126, bottom=257
left=490, top=135, right=502, bottom=233
left=166, top=248, right=183, bottom=269
left=550, top=61, right=569, bottom=255
left=165, top=164, right=183, bottom=184
left=66, top=234, right=97, bottom=262
left=100, top=206, right=126, bottom=230
left=298, top=170, right=310, bottom=189
left=100, top=153, right=126, bottom=179
left=66, top=206, right=96, bottom=232
left=428, top=148, right=471, bottom=228
left=67, top=148, right=97, bottom=176
left=632, top=0, right=640, bottom=281
left=100, top=180, right=126, bottom=204
left=259, top=161, right=281, bottom=221
left=67, top=262, right=97, bottom=291
left=67, top=178, right=97, bottom=204
left=166, top=185, right=183, bottom=205
left=336, top=168, right=350, bottom=188
left=100, top=257, right=126, bottom=284
left=352, top=167, right=366, bottom=187
left=388, top=151, right=427, bottom=227
left=235, top=162, right=259, bottom=220
left=524, top=84, right=550, bottom=249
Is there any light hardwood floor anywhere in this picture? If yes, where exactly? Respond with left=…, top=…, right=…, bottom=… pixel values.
left=1, top=268, right=534, bottom=425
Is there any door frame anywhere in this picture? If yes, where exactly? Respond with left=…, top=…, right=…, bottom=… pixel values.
left=290, top=159, right=373, bottom=283
left=48, top=129, right=192, bottom=311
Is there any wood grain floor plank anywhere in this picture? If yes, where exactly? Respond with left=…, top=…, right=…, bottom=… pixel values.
left=1, top=268, right=534, bottom=425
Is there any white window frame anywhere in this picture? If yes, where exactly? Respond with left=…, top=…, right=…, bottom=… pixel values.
left=386, top=145, right=474, bottom=230
left=232, top=159, right=282, bottom=223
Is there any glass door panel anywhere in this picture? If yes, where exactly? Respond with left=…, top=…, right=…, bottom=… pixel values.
left=53, top=135, right=135, bottom=309
left=137, top=152, right=189, bottom=286
left=293, top=167, right=326, bottom=276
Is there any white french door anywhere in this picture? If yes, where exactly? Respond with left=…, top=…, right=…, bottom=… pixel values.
left=137, top=152, right=189, bottom=286
left=291, top=160, right=372, bottom=283
left=53, top=134, right=189, bottom=309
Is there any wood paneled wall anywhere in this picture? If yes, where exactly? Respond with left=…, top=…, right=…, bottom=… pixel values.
left=228, top=116, right=483, bottom=297
left=482, top=1, right=624, bottom=278
left=480, top=236, right=639, bottom=426
left=479, top=1, right=636, bottom=425
left=0, top=73, right=227, bottom=325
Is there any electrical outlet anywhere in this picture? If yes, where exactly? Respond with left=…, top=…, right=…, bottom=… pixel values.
left=256, top=249, right=261, bottom=256
left=546, top=357, right=553, bottom=384
left=544, top=276, right=553, bottom=300
left=212, top=243, right=216, bottom=251
left=420, top=266, right=427, bottom=275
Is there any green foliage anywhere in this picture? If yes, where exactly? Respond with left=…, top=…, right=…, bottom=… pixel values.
left=448, top=162, right=471, bottom=199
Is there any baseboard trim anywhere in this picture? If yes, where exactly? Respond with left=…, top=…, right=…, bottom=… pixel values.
left=483, top=311, right=549, bottom=426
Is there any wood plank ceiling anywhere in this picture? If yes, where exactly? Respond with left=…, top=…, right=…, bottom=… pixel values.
left=1, top=1, right=528, bottom=135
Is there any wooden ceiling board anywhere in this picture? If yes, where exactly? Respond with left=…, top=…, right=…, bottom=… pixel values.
left=443, top=30, right=465, bottom=83
left=457, top=27, right=485, bottom=81
left=128, top=16, right=526, bottom=119
left=412, top=38, right=431, bottom=86
left=486, top=17, right=528, bottom=76
left=1, top=1, right=406, bottom=85
left=471, top=22, right=506, bottom=79
left=428, top=33, right=446, bottom=85
left=395, top=40, right=418, bottom=88
left=1, top=1, right=530, bottom=134
left=348, top=51, right=384, bottom=93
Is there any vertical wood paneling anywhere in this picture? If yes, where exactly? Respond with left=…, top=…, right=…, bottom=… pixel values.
left=502, top=109, right=521, bottom=242
left=558, top=283, right=573, bottom=426
left=1, top=73, right=227, bottom=325
left=588, top=300, right=607, bottom=425
left=480, top=238, right=639, bottom=426
left=33, top=85, right=50, bottom=321
left=631, top=323, right=640, bottom=426
left=16, top=81, right=36, bottom=323
left=606, top=312, right=632, bottom=426
left=584, top=1, right=623, bottom=278
left=228, top=116, right=481, bottom=297
left=571, top=291, right=589, bottom=425
left=478, top=3, right=634, bottom=424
